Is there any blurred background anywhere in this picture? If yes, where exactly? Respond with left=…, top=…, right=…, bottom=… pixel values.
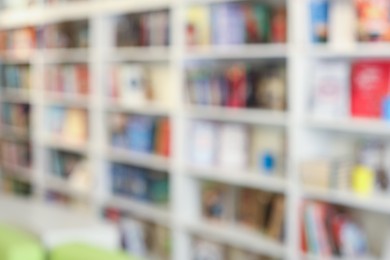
left=0, top=0, right=390, bottom=259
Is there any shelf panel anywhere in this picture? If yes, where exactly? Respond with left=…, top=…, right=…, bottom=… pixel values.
left=46, top=93, right=89, bottom=108
left=186, top=221, right=285, bottom=258
left=44, top=138, right=89, bottom=154
left=0, top=125, right=30, bottom=140
left=44, top=174, right=91, bottom=199
left=187, top=165, right=286, bottom=193
left=187, top=105, right=288, bottom=126
left=106, top=195, right=171, bottom=227
left=106, top=102, right=171, bottom=117
left=303, top=187, right=390, bottom=215
left=1, top=163, right=33, bottom=183
left=107, top=148, right=170, bottom=171
left=43, top=49, right=89, bottom=64
left=303, top=253, right=377, bottom=260
left=186, top=44, right=287, bottom=60
left=306, top=116, right=390, bottom=136
left=1, top=90, right=31, bottom=103
left=109, top=47, right=171, bottom=62
left=309, top=43, right=390, bottom=59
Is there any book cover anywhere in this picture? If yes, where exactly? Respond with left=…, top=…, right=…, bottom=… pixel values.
left=202, top=182, right=233, bottom=222
left=211, top=3, right=231, bottom=45
left=217, top=123, right=248, bottom=169
left=186, top=5, right=210, bottom=46
left=351, top=61, right=390, bottom=118
left=63, top=108, right=88, bottom=143
left=225, top=63, right=247, bottom=108
left=311, top=61, right=350, bottom=119
left=266, top=195, right=285, bottom=241
left=236, top=188, right=264, bottom=230
left=147, top=171, right=169, bottom=205
left=127, top=116, right=155, bottom=153
left=76, top=64, right=89, bottom=96
left=310, top=0, right=329, bottom=43
left=119, top=64, right=147, bottom=107
left=190, top=120, right=218, bottom=166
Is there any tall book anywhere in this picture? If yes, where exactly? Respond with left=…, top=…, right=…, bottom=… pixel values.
left=186, top=5, right=210, bottom=46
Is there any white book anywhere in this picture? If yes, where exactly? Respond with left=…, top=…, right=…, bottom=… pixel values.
left=217, top=123, right=248, bottom=170
left=121, top=219, right=147, bottom=258
left=311, top=61, right=350, bottom=119
left=194, top=240, right=224, bottom=260
left=329, top=0, right=356, bottom=51
left=119, top=64, right=146, bottom=107
left=190, top=120, right=218, bottom=166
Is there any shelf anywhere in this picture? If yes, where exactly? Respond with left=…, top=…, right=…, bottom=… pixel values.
left=1, top=90, right=31, bottom=103
left=109, top=47, right=171, bottom=62
left=43, top=49, right=89, bottom=64
left=187, top=165, right=286, bottom=193
left=107, top=148, right=170, bottom=171
left=186, top=221, right=285, bottom=258
left=44, top=138, right=89, bottom=154
left=309, top=43, right=390, bottom=59
left=106, top=195, right=171, bottom=227
left=0, top=125, right=30, bottom=140
left=44, top=174, right=91, bottom=199
left=306, top=116, right=390, bottom=136
left=302, top=253, right=377, bottom=260
left=187, top=105, right=288, bottom=126
left=46, top=93, right=89, bottom=108
left=106, top=101, right=171, bottom=116
left=0, top=50, right=35, bottom=64
left=303, top=187, right=390, bottom=215
left=1, top=163, right=33, bottom=183
left=186, top=44, right=287, bottom=60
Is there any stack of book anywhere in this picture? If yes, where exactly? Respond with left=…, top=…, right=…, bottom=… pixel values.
left=47, top=107, right=88, bottom=144
left=43, top=20, right=89, bottom=49
left=310, top=0, right=390, bottom=44
left=186, top=62, right=286, bottom=110
left=186, top=2, right=287, bottom=46
left=202, top=181, right=285, bottom=242
left=301, top=201, right=369, bottom=258
left=116, top=10, right=170, bottom=47
left=311, top=60, right=390, bottom=120
left=45, top=64, right=89, bottom=96
left=1, top=64, right=31, bottom=93
left=190, top=120, right=285, bottom=176
left=0, top=27, right=36, bottom=56
left=110, top=114, right=170, bottom=157
left=111, top=163, right=169, bottom=206
left=104, top=209, right=171, bottom=260
left=1, top=103, right=30, bottom=131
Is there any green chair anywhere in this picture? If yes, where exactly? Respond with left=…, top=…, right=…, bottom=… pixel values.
left=0, top=224, right=45, bottom=260
left=50, top=243, right=139, bottom=260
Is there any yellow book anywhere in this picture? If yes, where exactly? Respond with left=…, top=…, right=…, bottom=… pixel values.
left=63, top=108, right=88, bottom=144
left=186, top=5, right=210, bottom=46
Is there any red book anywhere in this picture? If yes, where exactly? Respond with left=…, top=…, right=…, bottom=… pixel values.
left=226, top=64, right=247, bottom=108
left=76, top=65, right=89, bottom=96
left=351, top=61, right=390, bottom=118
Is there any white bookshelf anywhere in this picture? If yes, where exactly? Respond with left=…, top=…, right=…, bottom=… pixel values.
left=1, top=0, right=390, bottom=259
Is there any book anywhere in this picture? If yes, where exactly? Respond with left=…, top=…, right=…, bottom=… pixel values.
left=126, top=116, right=155, bottom=153
left=217, top=123, right=248, bottom=169
left=186, top=5, right=210, bottom=46
left=121, top=219, right=148, bottom=258
left=202, top=182, right=233, bottom=222
left=329, top=0, right=356, bottom=50
left=119, top=64, right=147, bottom=107
left=311, top=61, right=350, bottom=119
left=190, top=120, right=218, bottom=166
left=351, top=61, right=390, bottom=118
left=62, top=108, right=88, bottom=143
left=193, top=238, right=226, bottom=260
left=310, top=0, right=329, bottom=43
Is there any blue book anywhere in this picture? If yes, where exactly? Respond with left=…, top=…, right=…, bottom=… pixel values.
left=310, top=0, right=329, bottom=43
left=228, top=3, right=245, bottom=45
left=128, top=167, right=149, bottom=201
left=126, top=116, right=155, bottom=153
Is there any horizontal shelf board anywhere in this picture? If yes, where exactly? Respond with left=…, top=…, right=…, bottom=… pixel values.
left=187, top=165, right=286, bottom=193
left=306, top=116, right=390, bottom=136
left=0, top=51, right=35, bottom=63
left=186, top=221, right=285, bottom=258
left=309, top=43, right=390, bottom=59
left=106, top=101, right=171, bottom=116
left=106, top=195, right=171, bottom=226
left=107, top=148, right=170, bottom=171
left=0, top=0, right=172, bottom=29
left=0, top=125, right=30, bottom=140
left=44, top=138, right=89, bottom=154
left=46, top=93, right=89, bottom=108
left=44, top=174, right=91, bottom=199
left=1, top=163, right=33, bottom=183
left=303, top=253, right=377, bottom=260
left=186, top=44, right=287, bottom=60
left=187, top=105, right=288, bottom=126
left=303, top=187, right=390, bottom=215
left=43, top=49, right=89, bottom=63
left=109, top=47, right=171, bottom=62
left=1, top=90, right=31, bottom=103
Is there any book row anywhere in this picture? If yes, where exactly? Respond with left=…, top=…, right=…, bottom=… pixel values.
left=0, top=176, right=32, bottom=196
left=301, top=201, right=368, bottom=257
left=193, top=237, right=276, bottom=260
left=1, top=103, right=30, bottom=130
left=186, top=2, right=287, bottom=46
left=48, top=107, right=88, bottom=144
left=311, top=60, right=390, bottom=120
left=310, top=0, right=390, bottom=44
left=104, top=208, right=171, bottom=260
left=1, top=140, right=31, bottom=168
left=186, top=62, right=286, bottom=110
left=111, top=163, right=169, bottom=206
left=1, top=64, right=31, bottom=91
left=45, top=64, right=89, bottom=96
left=202, top=182, right=285, bottom=241
left=116, top=10, right=170, bottom=47
left=302, top=138, right=390, bottom=196
left=110, top=114, right=170, bottom=157
left=108, top=63, right=172, bottom=108
left=190, top=120, right=285, bottom=175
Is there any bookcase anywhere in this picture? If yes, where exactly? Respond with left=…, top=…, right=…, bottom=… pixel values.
left=1, top=0, right=390, bottom=259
